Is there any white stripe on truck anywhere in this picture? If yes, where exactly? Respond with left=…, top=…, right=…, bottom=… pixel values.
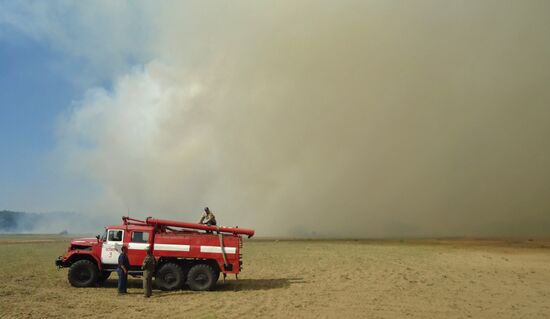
left=132, top=243, right=235, bottom=254
left=154, top=244, right=190, bottom=252
left=128, top=243, right=150, bottom=250
left=200, top=246, right=236, bottom=254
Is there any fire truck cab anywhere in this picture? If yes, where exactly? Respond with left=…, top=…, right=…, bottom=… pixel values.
left=55, top=216, right=254, bottom=291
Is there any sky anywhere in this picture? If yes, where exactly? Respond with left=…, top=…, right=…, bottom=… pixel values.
left=0, top=23, right=81, bottom=209
left=1, top=1, right=550, bottom=237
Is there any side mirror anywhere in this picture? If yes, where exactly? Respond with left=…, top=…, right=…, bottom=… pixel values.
left=96, top=235, right=100, bottom=242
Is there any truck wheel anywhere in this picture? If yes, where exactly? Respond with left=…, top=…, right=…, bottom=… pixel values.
left=155, top=263, right=184, bottom=291
left=187, top=264, right=217, bottom=291
left=97, top=271, right=111, bottom=284
left=68, top=260, right=98, bottom=287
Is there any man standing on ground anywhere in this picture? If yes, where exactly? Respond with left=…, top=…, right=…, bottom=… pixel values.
left=117, top=245, right=129, bottom=295
left=142, top=247, right=156, bottom=298
left=199, top=207, right=217, bottom=226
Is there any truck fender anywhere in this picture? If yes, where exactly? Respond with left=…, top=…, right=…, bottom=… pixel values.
left=65, top=251, right=103, bottom=271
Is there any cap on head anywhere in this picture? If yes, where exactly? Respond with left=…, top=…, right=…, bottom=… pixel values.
left=204, top=207, right=210, bottom=213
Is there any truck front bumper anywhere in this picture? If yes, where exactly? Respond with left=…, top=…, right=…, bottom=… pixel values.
left=55, top=256, right=68, bottom=268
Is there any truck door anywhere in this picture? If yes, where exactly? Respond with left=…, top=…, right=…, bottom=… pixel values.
left=128, top=231, right=151, bottom=266
left=101, top=229, right=124, bottom=265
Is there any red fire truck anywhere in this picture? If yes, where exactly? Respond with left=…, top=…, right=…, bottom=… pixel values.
left=55, top=216, right=255, bottom=291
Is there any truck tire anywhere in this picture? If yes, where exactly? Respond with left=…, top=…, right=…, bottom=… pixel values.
left=68, top=260, right=99, bottom=287
left=97, top=271, right=111, bottom=284
left=156, top=263, right=184, bottom=291
left=187, top=264, right=217, bottom=291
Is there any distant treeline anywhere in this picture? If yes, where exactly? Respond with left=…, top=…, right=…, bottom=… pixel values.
left=0, top=210, right=106, bottom=234
left=0, top=210, right=38, bottom=232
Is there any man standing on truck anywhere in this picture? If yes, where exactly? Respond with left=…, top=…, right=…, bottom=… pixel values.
left=141, top=247, right=156, bottom=298
left=199, top=207, right=217, bottom=226
left=117, top=245, right=129, bottom=295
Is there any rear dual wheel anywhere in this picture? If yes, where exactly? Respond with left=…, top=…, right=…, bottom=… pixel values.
left=187, top=264, right=217, bottom=291
left=155, top=262, right=219, bottom=291
left=155, top=263, right=184, bottom=291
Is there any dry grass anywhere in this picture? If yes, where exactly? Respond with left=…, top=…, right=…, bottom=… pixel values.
left=1, top=236, right=550, bottom=318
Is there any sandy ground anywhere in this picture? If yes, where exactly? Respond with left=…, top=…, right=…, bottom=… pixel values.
left=0, top=236, right=549, bottom=318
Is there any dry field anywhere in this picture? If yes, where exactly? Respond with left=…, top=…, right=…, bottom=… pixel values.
left=1, top=235, right=549, bottom=318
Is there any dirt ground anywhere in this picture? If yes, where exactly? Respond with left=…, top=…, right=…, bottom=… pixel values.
left=1, top=236, right=549, bottom=318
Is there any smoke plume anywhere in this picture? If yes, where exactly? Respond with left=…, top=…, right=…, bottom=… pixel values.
left=21, top=1, right=550, bottom=236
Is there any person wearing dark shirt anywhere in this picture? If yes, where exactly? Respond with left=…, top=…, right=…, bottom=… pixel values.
left=117, top=245, right=130, bottom=295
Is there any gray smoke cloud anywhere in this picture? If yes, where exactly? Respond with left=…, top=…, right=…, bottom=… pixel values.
left=7, top=1, right=550, bottom=237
